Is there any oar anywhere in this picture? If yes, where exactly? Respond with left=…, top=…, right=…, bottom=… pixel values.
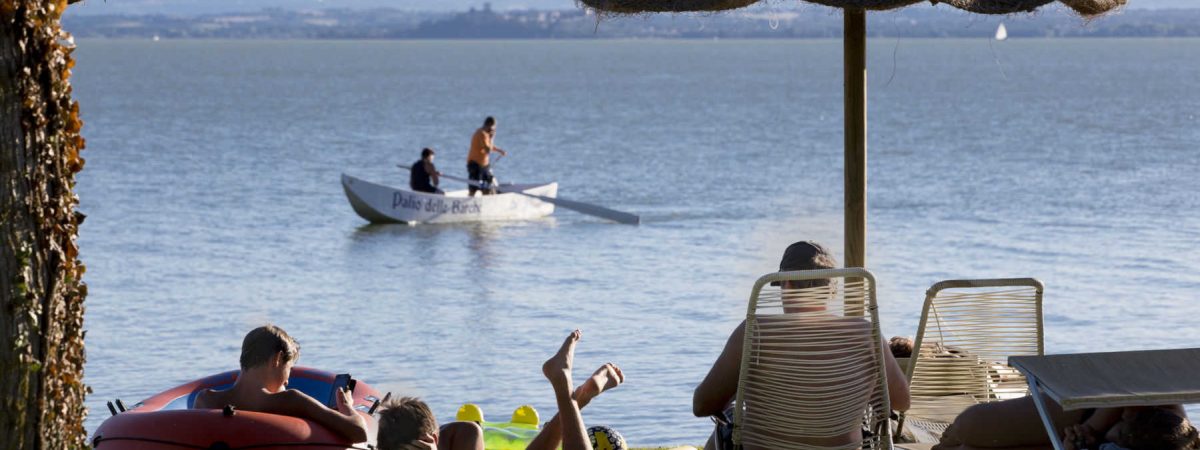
left=398, top=165, right=640, bottom=225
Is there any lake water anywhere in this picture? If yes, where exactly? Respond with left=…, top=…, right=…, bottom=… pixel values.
left=73, top=38, right=1200, bottom=445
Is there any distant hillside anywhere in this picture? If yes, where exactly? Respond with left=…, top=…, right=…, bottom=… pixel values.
left=66, top=0, right=571, bottom=15
left=62, top=6, right=1200, bottom=39
left=61, top=0, right=1200, bottom=15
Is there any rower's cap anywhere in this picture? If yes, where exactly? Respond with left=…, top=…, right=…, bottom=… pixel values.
left=771, top=241, right=837, bottom=286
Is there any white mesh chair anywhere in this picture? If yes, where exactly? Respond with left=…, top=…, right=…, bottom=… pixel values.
left=897, top=278, right=1044, bottom=443
left=734, top=268, right=893, bottom=450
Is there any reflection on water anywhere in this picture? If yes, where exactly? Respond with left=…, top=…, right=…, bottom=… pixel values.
left=466, top=224, right=500, bottom=270
left=349, top=218, right=557, bottom=271
left=346, top=219, right=562, bottom=324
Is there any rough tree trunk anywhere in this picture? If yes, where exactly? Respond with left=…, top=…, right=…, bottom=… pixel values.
left=0, top=0, right=88, bottom=448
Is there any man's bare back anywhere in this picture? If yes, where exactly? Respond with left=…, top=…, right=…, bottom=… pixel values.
left=194, top=384, right=331, bottom=417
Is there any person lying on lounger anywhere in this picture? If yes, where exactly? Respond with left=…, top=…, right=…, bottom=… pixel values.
left=193, top=325, right=369, bottom=442
left=376, top=329, right=624, bottom=450
left=692, top=240, right=911, bottom=450
left=934, top=398, right=1198, bottom=450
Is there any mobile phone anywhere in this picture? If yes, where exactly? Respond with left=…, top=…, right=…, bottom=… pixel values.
left=331, top=373, right=354, bottom=407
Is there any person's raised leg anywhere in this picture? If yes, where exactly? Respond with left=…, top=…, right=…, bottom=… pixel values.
left=437, top=422, right=484, bottom=450
left=533, top=330, right=590, bottom=450
left=526, top=362, right=625, bottom=450
left=576, top=363, right=624, bottom=409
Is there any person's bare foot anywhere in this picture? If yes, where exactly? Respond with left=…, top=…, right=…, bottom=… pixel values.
left=543, top=330, right=581, bottom=390
left=574, top=363, right=624, bottom=407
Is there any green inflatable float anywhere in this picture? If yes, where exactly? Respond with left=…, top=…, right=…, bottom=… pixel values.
left=456, top=403, right=541, bottom=450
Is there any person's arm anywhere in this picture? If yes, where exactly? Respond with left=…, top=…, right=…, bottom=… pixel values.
left=693, top=322, right=744, bottom=417
left=1084, top=407, right=1123, bottom=433
left=425, top=161, right=440, bottom=186
left=483, top=133, right=506, bottom=157
left=881, top=337, right=911, bottom=412
left=1062, top=409, right=1119, bottom=450
left=277, top=388, right=369, bottom=443
left=192, top=389, right=214, bottom=409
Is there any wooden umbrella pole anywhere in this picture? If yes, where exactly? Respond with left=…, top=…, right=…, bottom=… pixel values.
left=843, top=8, right=868, bottom=271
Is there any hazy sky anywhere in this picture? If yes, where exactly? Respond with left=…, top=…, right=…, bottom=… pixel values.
left=68, top=0, right=1194, bottom=15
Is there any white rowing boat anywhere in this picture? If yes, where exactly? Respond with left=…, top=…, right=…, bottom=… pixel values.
left=341, top=173, right=557, bottom=224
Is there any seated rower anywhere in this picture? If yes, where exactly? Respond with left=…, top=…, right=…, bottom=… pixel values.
left=194, top=325, right=369, bottom=443
left=377, top=330, right=623, bottom=450
left=411, top=148, right=444, bottom=195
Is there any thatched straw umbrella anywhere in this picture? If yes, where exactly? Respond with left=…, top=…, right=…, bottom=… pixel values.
left=579, top=0, right=1124, bottom=270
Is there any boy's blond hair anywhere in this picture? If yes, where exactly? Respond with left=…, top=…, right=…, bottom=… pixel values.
left=239, top=325, right=300, bottom=370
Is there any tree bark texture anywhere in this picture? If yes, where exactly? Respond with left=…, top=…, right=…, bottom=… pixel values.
left=0, top=0, right=88, bottom=448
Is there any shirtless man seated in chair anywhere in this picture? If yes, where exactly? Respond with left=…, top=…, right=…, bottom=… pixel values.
left=692, top=241, right=911, bottom=449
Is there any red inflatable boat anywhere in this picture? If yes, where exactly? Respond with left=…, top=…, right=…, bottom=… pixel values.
left=92, top=367, right=382, bottom=450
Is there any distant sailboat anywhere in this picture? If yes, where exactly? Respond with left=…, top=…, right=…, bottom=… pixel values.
left=995, top=23, right=1008, bottom=41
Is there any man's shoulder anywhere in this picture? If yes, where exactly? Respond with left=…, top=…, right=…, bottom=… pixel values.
left=264, top=388, right=322, bottom=412
left=278, top=388, right=316, bottom=401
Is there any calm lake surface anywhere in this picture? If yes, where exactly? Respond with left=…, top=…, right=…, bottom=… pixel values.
left=74, top=38, right=1200, bottom=444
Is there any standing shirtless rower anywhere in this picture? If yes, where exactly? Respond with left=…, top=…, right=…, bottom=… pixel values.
left=466, top=116, right=507, bottom=196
